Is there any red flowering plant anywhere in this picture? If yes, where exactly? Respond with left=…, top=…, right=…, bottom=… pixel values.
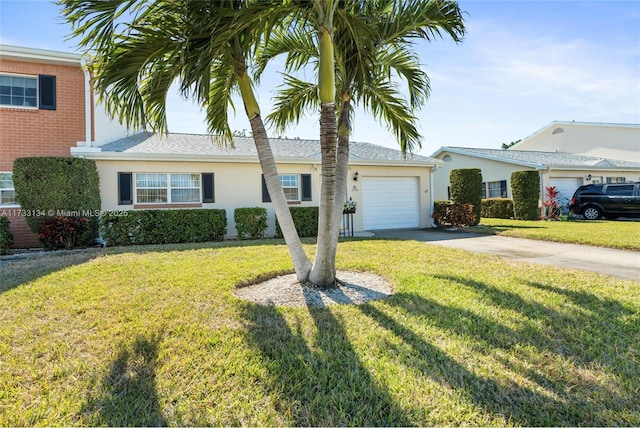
left=543, top=186, right=560, bottom=220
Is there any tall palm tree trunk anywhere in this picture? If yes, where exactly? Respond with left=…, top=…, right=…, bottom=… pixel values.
left=328, top=93, right=351, bottom=266
left=237, top=67, right=312, bottom=282
left=308, top=16, right=339, bottom=287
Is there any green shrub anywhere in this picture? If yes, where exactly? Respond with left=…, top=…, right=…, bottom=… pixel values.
left=234, top=207, right=268, bottom=239
left=275, top=206, right=319, bottom=238
left=450, top=168, right=482, bottom=225
left=432, top=201, right=476, bottom=227
left=12, top=157, right=100, bottom=247
left=510, top=171, right=540, bottom=220
left=37, top=216, right=90, bottom=250
left=100, top=209, right=227, bottom=246
left=0, top=216, right=13, bottom=254
left=481, top=198, right=514, bottom=219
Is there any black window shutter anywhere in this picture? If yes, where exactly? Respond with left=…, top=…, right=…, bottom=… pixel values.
left=202, top=173, right=215, bottom=203
left=261, top=175, right=271, bottom=202
left=301, top=174, right=312, bottom=201
left=38, top=75, right=56, bottom=110
left=500, top=180, right=508, bottom=198
left=447, top=186, right=451, bottom=200
left=118, top=172, right=133, bottom=205
left=481, top=182, right=486, bottom=199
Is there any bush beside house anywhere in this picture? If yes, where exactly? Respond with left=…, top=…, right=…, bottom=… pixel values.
left=100, top=209, right=227, bottom=246
left=511, top=171, right=540, bottom=220
left=0, top=217, right=13, bottom=255
left=12, top=157, right=101, bottom=248
left=450, top=168, right=482, bottom=225
left=275, top=207, right=319, bottom=238
left=432, top=201, right=477, bottom=227
left=234, top=207, right=268, bottom=239
left=481, top=198, right=514, bottom=219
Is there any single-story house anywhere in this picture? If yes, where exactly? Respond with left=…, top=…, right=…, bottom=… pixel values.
left=510, top=121, right=640, bottom=163
left=72, top=132, right=442, bottom=236
left=431, top=146, right=640, bottom=209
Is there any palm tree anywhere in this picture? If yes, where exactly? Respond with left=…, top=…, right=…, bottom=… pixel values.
left=59, top=0, right=314, bottom=282
left=260, top=0, right=466, bottom=285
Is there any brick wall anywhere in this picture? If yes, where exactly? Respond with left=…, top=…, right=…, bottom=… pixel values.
left=0, top=59, right=86, bottom=248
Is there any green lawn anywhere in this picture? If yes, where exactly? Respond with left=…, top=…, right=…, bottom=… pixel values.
left=469, top=218, right=640, bottom=250
left=1, top=240, right=638, bottom=426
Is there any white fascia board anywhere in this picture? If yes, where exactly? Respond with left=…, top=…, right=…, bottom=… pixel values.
left=71, top=150, right=440, bottom=168
left=0, top=44, right=82, bottom=66
left=432, top=147, right=544, bottom=169
left=548, top=166, right=640, bottom=172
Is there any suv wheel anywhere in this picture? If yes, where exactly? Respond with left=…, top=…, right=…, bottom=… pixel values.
left=582, top=206, right=602, bottom=220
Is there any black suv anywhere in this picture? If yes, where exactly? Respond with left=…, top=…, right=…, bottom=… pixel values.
left=570, top=182, right=640, bottom=220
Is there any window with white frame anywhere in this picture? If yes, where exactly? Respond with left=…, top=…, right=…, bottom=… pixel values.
left=606, top=177, right=626, bottom=184
left=0, top=74, right=37, bottom=107
left=0, top=172, right=17, bottom=205
left=280, top=174, right=300, bottom=201
left=135, top=173, right=201, bottom=204
left=482, top=180, right=508, bottom=198
left=590, top=176, right=603, bottom=184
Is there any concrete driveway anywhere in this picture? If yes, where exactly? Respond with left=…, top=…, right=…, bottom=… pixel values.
left=372, top=229, right=640, bottom=282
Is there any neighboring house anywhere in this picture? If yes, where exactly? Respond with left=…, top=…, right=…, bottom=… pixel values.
left=71, top=132, right=442, bottom=237
left=0, top=44, right=128, bottom=247
left=431, top=147, right=640, bottom=211
left=510, top=121, right=640, bottom=163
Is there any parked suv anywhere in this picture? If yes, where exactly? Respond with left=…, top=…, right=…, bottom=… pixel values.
left=570, top=182, right=640, bottom=220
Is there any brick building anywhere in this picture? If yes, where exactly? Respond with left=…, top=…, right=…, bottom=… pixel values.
left=0, top=45, right=127, bottom=247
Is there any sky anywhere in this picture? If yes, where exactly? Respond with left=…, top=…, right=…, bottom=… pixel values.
left=1, top=0, right=639, bottom=156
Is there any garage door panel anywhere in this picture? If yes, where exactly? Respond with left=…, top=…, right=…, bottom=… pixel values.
left=362, top=177, right=419, bottom=230
left=549, top=178, right=581, bottom=206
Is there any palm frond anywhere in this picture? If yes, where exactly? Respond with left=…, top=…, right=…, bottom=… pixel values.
left=266, top=75, right=319, bottom=134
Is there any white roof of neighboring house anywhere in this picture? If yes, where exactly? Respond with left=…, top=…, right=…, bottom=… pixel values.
left=510, top=121, right=640, bottom=150
left=431, top=147, right=640, bottom=171
left=79, top=132, right=441, bottom=167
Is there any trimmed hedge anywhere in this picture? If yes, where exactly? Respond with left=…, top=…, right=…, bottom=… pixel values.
left=234, top=207, right=268, bottom=239
left=0, top=216, right=13, bottom=254
left=100, top=209, right=227, bottom=246
left=275, top=206, right=319, bottom=238
left=12, top=157, right=100, bottom=247
left=450, top=168, right=482, bottom=225
left=432, top=201, right=476, bottom=227
left=510, top=171, right=540, bottom=220
left=481, top=198, right=514, bottom=219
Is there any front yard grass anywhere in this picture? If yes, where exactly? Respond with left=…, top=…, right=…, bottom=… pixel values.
left=469, top=218, right=640, bottom=250
left=1, top=240, right=638, bottom=426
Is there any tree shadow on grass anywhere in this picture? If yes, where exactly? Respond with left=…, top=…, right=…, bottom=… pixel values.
left=383, top=274, right=639, bottom=425
left=240, top=300, right=411, bottom=426
left=80, top=333, right=166, bottom=426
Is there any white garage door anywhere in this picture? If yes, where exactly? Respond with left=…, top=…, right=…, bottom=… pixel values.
left=362, top=177, right=420, bottom=230
left=549, top=178, right=581, bottom=206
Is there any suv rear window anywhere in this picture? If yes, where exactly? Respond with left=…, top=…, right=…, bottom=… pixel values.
left=605, top=185, right=634, bottom=196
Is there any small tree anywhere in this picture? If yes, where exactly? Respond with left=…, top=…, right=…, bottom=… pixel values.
left=511, top=171, right=540, bottom=220
left=450, top=168, right=482, bottom=225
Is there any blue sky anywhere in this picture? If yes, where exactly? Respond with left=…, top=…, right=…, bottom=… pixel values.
left=1, top=0, right=639, bottom=156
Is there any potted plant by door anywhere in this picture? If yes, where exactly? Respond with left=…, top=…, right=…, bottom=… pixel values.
left=343, top=198, right=357, bottom=214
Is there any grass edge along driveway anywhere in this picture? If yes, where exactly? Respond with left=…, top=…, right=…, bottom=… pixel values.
left=0, top=239, right=638, bottom=426
left=468, top=218, right=640, bottom=251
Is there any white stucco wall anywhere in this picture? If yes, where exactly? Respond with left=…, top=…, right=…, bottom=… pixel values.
left=514, top=123, right=640, bottom=163
left=94, top=159, right=434, bottom=237
left=92, top=101, right=132, bottom=145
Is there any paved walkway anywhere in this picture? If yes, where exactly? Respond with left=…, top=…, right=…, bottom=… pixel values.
left=372, top=229, right=640, bottom=282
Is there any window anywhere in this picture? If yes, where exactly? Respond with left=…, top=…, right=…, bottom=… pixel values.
left=262, top=174, right=312, bottom=203
left=280, top=174, right=299, bottom=201
left=135, top=173, right=201, bottom=204
left=0, top=74, right=56, bottom=110
left=482, top=180, right=508, bottom=198
left=605, top=184, right=634, bottom=196
left=0, top=75, right=37, bottom=107
left=590, top=176, right=603, bottom=184
left=606, top=177, right=626, bottom=184
left=0, top=172, right=17, bottom=206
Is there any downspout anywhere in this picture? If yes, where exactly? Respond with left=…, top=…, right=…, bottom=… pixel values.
left=430, top=165, right=438, bottom=228
left=80, top=56, right=92, bottom=147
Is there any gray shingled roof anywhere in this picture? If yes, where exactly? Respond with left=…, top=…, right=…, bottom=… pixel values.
left=440, top=147, right=640, bottom=169
left=97, top=132, right=433, bottom=163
